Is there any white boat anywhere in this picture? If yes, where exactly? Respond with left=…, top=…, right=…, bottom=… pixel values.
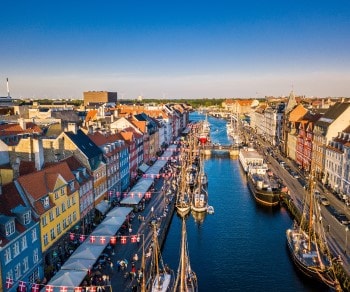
left=238, top=147, right=265, bottom=173
left=207, top=205, right=215, bottom=214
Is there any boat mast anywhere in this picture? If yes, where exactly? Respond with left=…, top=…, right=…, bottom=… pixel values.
left=180, top=218, right=186, bottom=291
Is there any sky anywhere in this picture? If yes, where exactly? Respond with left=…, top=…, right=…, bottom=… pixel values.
left=1, top=0, right=350, bottom=99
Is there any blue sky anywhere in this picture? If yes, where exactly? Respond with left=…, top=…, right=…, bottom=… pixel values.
left=1, top=1, right=350, bottom=99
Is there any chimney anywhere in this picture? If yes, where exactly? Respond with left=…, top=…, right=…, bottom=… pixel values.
left=34, top=138, right=44, bottom=171
left=19, top=118, right=26, bottom=130
left=67, top=123, right=78, bottom=134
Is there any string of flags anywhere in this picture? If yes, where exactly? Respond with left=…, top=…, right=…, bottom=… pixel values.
left=6, top=233, right=142, bottom=291
left=5, top=278, right=112, bottom=292
left=69, top=233, right=141, bottom=245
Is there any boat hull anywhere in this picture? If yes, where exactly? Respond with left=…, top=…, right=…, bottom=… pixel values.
left=152, top=273, right=173, bottom=292
left=286, top=229, right=336, bottom=288
left=247, top=175, right=280, bottom=207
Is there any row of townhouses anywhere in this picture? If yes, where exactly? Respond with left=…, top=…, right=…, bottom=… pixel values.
left=0, top=99, right=190, bottom=291
left=247, top=92, right=350, bottom=198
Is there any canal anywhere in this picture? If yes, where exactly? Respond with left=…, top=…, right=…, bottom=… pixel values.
left=161, top=112, right=329, bottom=291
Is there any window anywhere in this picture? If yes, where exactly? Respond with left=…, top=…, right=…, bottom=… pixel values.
left=23, top=257, right=29, bottom=272
left=68, top=214, right=72, bottom=225
left=42, top=216, right=47, bottom=226
left=23, top=211, right=31, bottom=225
left=61, top=188, right=65, bottom=195
left=67, top=198, right=71, bottom=208
left=43, top=234, right=48, bottom=246
left=61, top=202, right=66, bottom=212
left=21, top=236, right=27, bottom=250
left=13, top=241, right=20, bottom=257
left=14, top=263, right=21, bottom=279
left=4, top=248, right=11, bottom=264
left=5, top=220, right=15, bottom=236
left=49, top=211, right=54, bottom=221
left=29, top=267, right=40, bottom=283
left=50, top=228, right=55, bottom=240
left=57, top=223, right=61, bottom=234
left=32, top=229, right=37, bottom=242
left=63, top=218, right=67, bottom=229
left=73, top=211, right=77, bottom=222
left=55, top=192, right=59, bottom=199
left=56, top=207, right=60, bottom=217
left=72, top=195, right=76, bottom=205
left=43, top=196, right=49, bottom=208
left=33, top=248, right=39, bottom=263
left=70, top=181, right=75, bottom=191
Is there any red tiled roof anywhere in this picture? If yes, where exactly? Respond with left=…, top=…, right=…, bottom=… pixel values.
left=17, top=162, right=75, bottom=201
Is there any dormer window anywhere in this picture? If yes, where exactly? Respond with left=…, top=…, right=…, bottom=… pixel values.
left=69, top=181, right=75, bottom=191
left=43, top=197, right=49, bottom=208
left=6, top=220, right=15, bottom=236
left=23, top=211, right=31, bottom=225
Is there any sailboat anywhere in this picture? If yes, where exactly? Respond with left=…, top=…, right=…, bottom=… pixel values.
left=286, top=173, right=341, bottom=290
left=191, top=153, right=209, bottom=213
left=176, top=154, right=192, bottom=217
left=174, top=218, right=198, bottom=292
left=150, top=221, right=174, bottom=291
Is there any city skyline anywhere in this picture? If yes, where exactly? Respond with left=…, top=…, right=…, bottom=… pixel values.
left=1, top=1, right=350, bottom=99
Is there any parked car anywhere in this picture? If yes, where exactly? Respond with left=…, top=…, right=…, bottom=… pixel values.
left=335, top=213, right=350, bottom=225
left=319, top=196, right=330, bottom=206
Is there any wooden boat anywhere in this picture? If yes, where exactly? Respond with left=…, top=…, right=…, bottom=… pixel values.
left=286, top=172, right=341, bottom=290
left=176, top=150, right=192, bottom=217
left=174, top=218, right=198, bottom=292
left=150, top=222, right=174, bottom=292
left=191, top=153, right=209, bottom=213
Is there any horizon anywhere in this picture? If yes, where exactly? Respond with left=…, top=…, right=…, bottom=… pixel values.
left=1, top=1, right=350, bottom=99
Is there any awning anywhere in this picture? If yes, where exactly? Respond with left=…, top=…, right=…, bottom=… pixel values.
left=138, top=163, right=150, bottom=173
left=95, top=200, right=110, bottom=215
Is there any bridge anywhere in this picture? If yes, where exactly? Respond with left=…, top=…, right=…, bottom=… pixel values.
left=207, top=110, right=239, bottom=122
left=201, top=143, right=240, bottom=157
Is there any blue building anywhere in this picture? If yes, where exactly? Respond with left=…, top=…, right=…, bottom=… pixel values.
left=0, top=182, right=43, bottom=291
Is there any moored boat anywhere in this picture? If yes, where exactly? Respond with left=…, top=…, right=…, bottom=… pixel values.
left=286, top=173, right=341, bottom=290
left=247, top=172, right=280, bottom=207
left=238, top=147, right=265, bottom=173
left=174, top=218, right=198, bottom=292
left=150, top=222, right=175, bottom=292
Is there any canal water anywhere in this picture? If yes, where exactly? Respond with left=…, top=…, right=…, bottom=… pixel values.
left=161, top=112, right=328, bottom=292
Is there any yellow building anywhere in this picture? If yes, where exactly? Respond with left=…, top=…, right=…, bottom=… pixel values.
left=16, top=161, right=80, bottom=254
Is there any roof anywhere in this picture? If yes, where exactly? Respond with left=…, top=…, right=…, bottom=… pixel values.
left=316, top=102, right=350, bottom=128
left=65, top=129, right=103, bottom=169
left=17, top=161, right=75, bottom=201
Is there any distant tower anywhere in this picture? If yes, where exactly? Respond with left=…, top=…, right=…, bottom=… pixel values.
left=6, top=78, right=10, bottom=97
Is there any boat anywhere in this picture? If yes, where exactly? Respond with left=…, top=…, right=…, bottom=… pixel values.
left=198, top=114, right=210, bottom=145
left=191, top=153, right=209, bottom=212
left=176, top=156, right=192, bottom=217
left=150, top=221, right=175, bottom=292
left=247, top=171, right=281, bottom=207
left=286, top=173, right=341, bottom=290
left=238, top=147, right=265, bottom=173
left=174, top=218, right=198, bottom=292
left=207, top=205, right=215, bottom=214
